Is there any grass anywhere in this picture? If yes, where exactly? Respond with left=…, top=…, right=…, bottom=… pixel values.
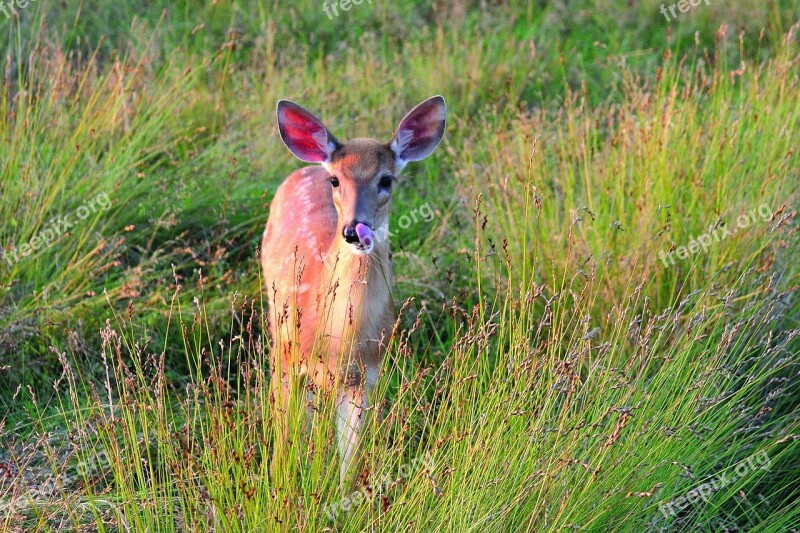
left=1, top=0, right=799, bottom=531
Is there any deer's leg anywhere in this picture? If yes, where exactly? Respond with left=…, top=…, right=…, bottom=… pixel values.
left=335, top=383, right=368, bottom=490
left=335, top=360, right=380, bottom=490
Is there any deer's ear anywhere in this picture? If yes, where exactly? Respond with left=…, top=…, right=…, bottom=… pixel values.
left=390, top=96, right=446, bottom=167
left=277, top=100, right=340, bottom=163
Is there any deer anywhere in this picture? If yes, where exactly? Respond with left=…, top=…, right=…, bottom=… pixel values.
left=261, top=96, right=446, bottom=487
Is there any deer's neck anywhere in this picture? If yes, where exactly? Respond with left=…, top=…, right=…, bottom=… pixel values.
left=328, top=237, right=391, bottom=283
left=319, top=229, right=394, bottom=362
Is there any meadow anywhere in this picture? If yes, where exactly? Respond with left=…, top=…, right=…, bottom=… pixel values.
left=1, top=0, right=799, bottom=531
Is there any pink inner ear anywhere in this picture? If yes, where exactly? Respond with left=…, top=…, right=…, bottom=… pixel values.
left=394, top=98, right=445, bottom=162
left=405, top=102, right=444, bottom=136
left=279, top=106, right=329, bottom=162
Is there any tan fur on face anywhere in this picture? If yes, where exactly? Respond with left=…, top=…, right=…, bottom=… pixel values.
left=324, top=139, right=397, bottom=232
left=329, top=139, right=396, bottom=177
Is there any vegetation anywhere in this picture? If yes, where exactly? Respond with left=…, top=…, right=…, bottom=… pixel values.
left=1, top=0, right=799, bottom=531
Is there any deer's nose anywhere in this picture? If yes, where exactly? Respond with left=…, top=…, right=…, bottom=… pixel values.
left=342, top=225, right=360, bottom=244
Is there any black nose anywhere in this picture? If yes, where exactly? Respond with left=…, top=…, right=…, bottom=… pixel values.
left=342, top=226, right=359, bottom=244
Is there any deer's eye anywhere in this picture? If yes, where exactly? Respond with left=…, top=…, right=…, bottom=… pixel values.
left=378, top=176, right=394, bottom=190
left=330, top=176, right=340, bottom=188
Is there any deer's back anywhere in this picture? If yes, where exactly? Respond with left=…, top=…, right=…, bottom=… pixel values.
left=261, top=165, right=337, bottom=342
left=262, top=166, right=336, bottom=269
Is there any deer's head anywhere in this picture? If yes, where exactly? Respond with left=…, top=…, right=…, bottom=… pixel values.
left=276, top=96, right=446, bottom=254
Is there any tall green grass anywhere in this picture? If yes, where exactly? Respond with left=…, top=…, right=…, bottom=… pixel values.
left=1, top=1, right=799, bottom=531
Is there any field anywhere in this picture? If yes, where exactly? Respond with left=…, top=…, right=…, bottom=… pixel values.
left=1, top=0, right=800, bottom=531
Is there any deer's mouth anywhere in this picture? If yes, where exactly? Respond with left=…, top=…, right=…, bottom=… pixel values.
left=352, top=223, right=375, bottom=254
